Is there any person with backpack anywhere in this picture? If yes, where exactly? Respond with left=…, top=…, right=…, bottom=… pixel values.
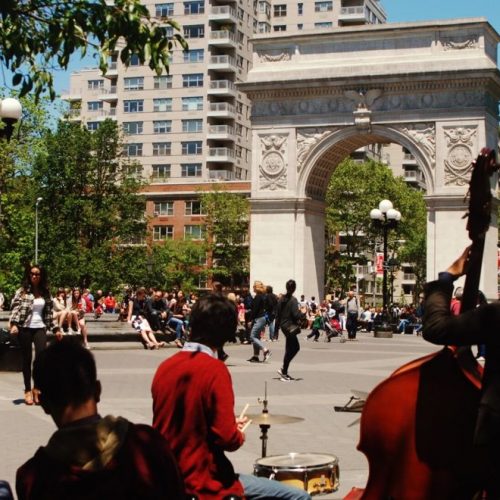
left=275, top=279, right=306, bottom=381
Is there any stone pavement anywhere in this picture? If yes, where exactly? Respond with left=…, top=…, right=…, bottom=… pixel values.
left=0, top=330, right=437, bottom=498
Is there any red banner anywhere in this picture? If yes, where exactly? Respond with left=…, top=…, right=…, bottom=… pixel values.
left=376, top=253, right=384, bottom=276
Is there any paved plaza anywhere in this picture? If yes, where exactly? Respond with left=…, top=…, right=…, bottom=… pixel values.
left=0, top=331, right=437, bottom=498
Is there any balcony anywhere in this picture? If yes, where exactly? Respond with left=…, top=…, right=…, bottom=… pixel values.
left=207, top=124, right=235, bottom=140
left=98, top=86, right=118, bottom=102
left=209, top=169, right=235, bottom=180
left=208, top=79, right=237, bottom=97
left=208, top=6, right=237, bottom=24
left=339, top=0, right=387, bottom=24
left=61, top=90, right=82, bottom=102
left=66, top=109, right=82, bottom=121
left=89, top=108, right=117, bottom=121
left=101, top=61, right=118, bottom=78
left=208, top=55, right=237, bottom=72
left=207, top=102, right=236, bottom=118
left=208, top=30, right=237, bottom=48
left=207, top=147, right=236, bottom=163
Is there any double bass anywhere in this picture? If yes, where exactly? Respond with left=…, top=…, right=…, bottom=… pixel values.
left=346, top=149, right=498, bottom=499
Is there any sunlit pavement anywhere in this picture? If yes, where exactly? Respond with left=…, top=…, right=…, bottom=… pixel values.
left=0, top=331, right=437, bottom=498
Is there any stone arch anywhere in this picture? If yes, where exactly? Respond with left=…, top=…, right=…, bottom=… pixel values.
left=240, top=19, right=500, bottom=300
left=298, top=124, right=435, bottom=200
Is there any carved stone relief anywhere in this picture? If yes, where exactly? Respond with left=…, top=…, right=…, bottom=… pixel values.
left=258, top=135, right=288, bottom=191
left=257, top=50, right=293, bottom=62
left=296, top=127, right=336, bottom=172
left=252, top=90, right=487, bottom=118
left=395, top=123, right=436, bottom=168
left=442, top=36, right=479, bottom=51
left=443, top=127, right=477, bottom=186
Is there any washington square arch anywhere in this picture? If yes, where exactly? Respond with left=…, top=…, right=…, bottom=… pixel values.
left=239, top=18, right=500, bottom=301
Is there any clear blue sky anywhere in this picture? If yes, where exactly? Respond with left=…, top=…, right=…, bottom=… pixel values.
left=46, top=1, right=499, bottom=94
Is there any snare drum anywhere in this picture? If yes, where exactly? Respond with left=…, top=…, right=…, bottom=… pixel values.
left=254, top=452, right=339, bottom=496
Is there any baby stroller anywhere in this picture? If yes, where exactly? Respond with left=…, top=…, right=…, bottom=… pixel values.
left=324, top=314, right=345, bottom=343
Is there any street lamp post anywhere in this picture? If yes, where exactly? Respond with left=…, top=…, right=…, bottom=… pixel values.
left=370, top=199, right=401, bottom=336
left=35, top=197, right=43, bottom=264
left=0, top=98, right=22, bottom=141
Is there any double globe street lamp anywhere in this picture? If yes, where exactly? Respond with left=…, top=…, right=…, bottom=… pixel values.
left=370, top=199, right=401, bottom=331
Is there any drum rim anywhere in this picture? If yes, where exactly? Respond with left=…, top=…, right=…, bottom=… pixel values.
left=255, top=452, right=338, bottom=469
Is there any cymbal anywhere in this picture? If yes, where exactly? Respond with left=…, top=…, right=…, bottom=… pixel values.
left=246, top=413, right=304, bottom=425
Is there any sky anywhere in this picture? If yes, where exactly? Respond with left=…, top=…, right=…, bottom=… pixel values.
left=47, top=0, right=500, bottom=95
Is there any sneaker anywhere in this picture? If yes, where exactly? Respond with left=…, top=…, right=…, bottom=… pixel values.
left=263, top=350, right=271, bottom=362
left=247, top=356, right=260, bottom=363
left=277, top=368, right=290, bottom=380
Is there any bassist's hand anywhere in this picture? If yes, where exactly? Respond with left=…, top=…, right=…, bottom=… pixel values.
left=446, top=246, right=472, bottom=278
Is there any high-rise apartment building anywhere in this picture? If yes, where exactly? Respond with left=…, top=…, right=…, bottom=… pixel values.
left=63, top=0, right=387, bottom=247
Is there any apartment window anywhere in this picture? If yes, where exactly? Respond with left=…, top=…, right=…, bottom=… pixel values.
left=182, top=119, right=203, bottom=133
left=153, top=98, right=172, bottom=112
left=183, top=49, right=204, bottom=63
left=182, top=141, right=203, bottom=155
left=86, top=122, right=100, bottom=131
left=298, top=3, right=303, bottom=15
left=155, top=2, right=174, bottom=17
left=185, top=200, right=202, bottom=215
left=152, top=142, right=171, bottom=156
left=183, top=73, right=203, bottom=88
left=315, top=21, right=333, bottom=28
left=129, top=54, right=141, bottom=66
left=273, top=4, right=286, bottom=17
left=238, top=7, right=245, bottom=20
left=125, top=143, right=142, bottom=157
left=315, top=1, right=333, bottom=12
left=273, top=25, right=286, bottom=32
left=153, top=120, right=172, bottom=134
left=87, top=101, right=102, bottom=111
left=123, top=121, right=143, bottom=135
left=123, top=77, right=144, bottom=91
left=123, top=100, right=143, bottom=112
left=153, top=225, right=174, bottom=241
left=236, top=101, right=243, bottom=114
left=184, top=1, right=204, bottom=14
left=181, top=163, right=202, bottom=177
left=154, top=201, right=174, bottom=216
left=154, top=75, right=173, bottom=89
left=297, top=23, right=303, bottom=30
left=183, top=25, right=204, bottom=39
left=258, top=22, right=271, bottom=33
left=237, top=31, right=245, bottom=44
left=182, top=96, right=203, bottom=111
left=87, top=79, right=104, bottom=90
left=184, top=224, right=203, bottom=240
left=152, top=164, right=171, bottom=179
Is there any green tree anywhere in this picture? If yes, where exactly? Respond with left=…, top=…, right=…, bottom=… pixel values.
left=31, top=119, right=147, bottom=289
left=0, top=94, right=53, bottom=297
left=0, top=0, right=187, bottom=99
left=199, top=187, right=250, bottom=288
left=150, top=239, right=208, bottom=292
left=326, top=157, right=427, bottom=297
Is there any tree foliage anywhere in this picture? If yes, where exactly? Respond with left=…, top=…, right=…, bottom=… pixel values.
left=199, top=187, right=250, bottom=287
left=31, top=119, right=147, bottom=289
left=326, top=157, right=427, bottom=297
left=0, top=0, right=187, bottom=99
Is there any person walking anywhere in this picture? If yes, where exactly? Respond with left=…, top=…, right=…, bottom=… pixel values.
left=247, top=281, right=271, bottom=363
left=345, top=290, right=360, bottom=340
left=275, top=279, right=306, bottom=381
left=9, top=264, right=59, bottom=405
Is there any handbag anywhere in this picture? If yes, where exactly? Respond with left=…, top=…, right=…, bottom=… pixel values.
left=281, top=321, right=301, bottom=336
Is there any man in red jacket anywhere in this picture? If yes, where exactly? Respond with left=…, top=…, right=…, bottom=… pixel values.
left=152, top=294, right=311, bottom=500
left=16, top=339, right=185, bottom=500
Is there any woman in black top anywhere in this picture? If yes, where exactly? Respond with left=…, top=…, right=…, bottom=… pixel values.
left=275, top=279, right=306, bottom=381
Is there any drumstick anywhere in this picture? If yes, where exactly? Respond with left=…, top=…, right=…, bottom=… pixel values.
left=238, top=403, right=250, bottom=420
left=241, top=419, right=252, bottom=432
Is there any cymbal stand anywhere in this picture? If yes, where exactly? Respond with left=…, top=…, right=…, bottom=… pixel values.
left=257, top=382, right=270, bottom=457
